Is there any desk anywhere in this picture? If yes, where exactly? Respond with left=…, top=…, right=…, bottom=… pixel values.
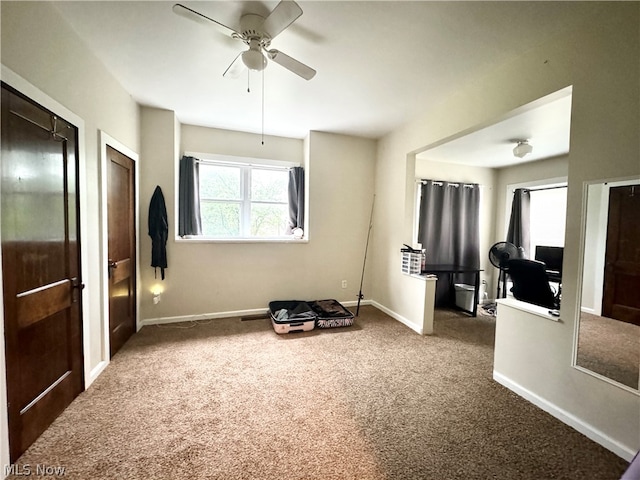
left=545, top=269, right=562, bottom=284
left=423, top=264, right=482, bottom=317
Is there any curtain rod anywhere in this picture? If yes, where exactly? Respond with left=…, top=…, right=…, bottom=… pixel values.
left=184, top=152, right=299, bottom=169
left=516, top=185, right=567, bottom=193
left=192, top=157, right=295, bottom=170
left=416, top=180, right=479, bottom=188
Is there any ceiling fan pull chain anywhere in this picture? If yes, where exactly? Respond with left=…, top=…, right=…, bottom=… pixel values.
left=261, top=68, right=265, bottom=145
left=247, top=69, right=251, bottom=93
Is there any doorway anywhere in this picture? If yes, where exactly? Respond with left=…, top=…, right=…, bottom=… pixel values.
left=107, top=146, right=137, bottom=357
left=602, top=184, right=640, bottom=325
left=1, top=83, right=84, bottom=461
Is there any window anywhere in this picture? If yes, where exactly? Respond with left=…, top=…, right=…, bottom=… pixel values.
left=198, top=161, right=290, bottom=238
left=504, top=182, right=567, bottom=306
left=529, top=186, right=567, bottom=254
left=505, top=181, right=567, bottom=255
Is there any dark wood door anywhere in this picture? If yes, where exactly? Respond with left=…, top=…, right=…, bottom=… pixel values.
left=602, top=184, right=640, bottom=325
left=107, top=146, right=136, bottom=357
left=1, top=83, right=84, bottom=461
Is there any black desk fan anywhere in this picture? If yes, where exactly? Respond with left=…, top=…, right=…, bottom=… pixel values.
left=489, top=241, right=519, bottom=299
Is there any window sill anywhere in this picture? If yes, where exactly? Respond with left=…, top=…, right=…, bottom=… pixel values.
left=175, top=236, right=308, bottom=244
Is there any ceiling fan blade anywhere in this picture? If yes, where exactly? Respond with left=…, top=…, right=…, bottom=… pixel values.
left=223, top=52, right=246, bottom=79
left=261, top=1, right=303, bottom=39
left=267, top=49, right=316, bottom=80
left=172, top=4, right=238, bottom=37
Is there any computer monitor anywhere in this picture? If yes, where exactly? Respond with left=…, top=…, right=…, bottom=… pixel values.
left=535, top=246, right=564, bottom=277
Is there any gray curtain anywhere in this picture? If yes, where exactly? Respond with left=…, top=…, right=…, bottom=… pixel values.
left=417, top=180, right=480, bottom=304
left=178, top=155, right=202, bottom=236
left=506, top=188, right=531, bottom=258
left=287, top=166, right=304, bottom=234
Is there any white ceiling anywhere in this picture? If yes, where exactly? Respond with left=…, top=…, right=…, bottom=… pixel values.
left=416, top=88, right=573, bottom=168
left=52, top=1, right=604, bottom=163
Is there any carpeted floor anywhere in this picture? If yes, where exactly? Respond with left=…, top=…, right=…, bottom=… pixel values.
left=8, top=306, right=630, bottom=479
left=576, top=312, right=640, bottom=390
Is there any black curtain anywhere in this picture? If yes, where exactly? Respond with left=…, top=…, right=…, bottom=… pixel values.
left=506, top=188, right=531, bottom=258
left=287, top=166, right=304, bottom=234
left=417, top=180, right=480, bottom=304
left=178, top=155, right=202, bottom=237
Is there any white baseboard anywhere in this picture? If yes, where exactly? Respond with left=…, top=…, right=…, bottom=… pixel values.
left=141, top=299, right=374, bottom=327
left=86, top=360, right=109, bottom=389
left=369, top=300, right=423, bottom=334
left=580, top=306, right=596, bottom=315
left=340, top=299, right=372, bottom=308
left=141, top=307, right=270, bottom=326
left=493, top=371, right=635, bottom=461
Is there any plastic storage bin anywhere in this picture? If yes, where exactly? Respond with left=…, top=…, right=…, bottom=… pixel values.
left=401, top=252, right=422, bottom=274
left=454, top=283, right=475, bottom=311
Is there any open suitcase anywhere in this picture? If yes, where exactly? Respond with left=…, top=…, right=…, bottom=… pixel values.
left=269, top=300, right=317, bottom=334
left=308, top=299, right=354, bottom=329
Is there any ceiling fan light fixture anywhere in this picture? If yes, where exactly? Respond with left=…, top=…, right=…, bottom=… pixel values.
left=513, top=140, right=533, bottom=158
left=174, top=2, right=315, bottom=80
left=242, top=48, right=267, bottom=71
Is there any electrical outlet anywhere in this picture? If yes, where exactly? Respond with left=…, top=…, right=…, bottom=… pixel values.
left=153, top=293, right=161, bottom=304
left=341, top=280, right=347, bottom=289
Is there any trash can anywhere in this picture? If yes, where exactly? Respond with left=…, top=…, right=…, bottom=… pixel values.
left=454, top=284, right=475, bottom=311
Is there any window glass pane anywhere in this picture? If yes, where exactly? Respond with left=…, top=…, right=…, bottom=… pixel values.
left=200, top=165, right=241, bottom=200
left=195, top=161, right=295, bottom=238
left=251, top=203, right=289, bottom=237
left=530, top=188, right=567, bottom=253
left=251, top=169, right=288, bottom=203
left=201, top=201, right=240, bottom=236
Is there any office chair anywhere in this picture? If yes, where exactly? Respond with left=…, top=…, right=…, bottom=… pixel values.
left=506, top=259, right=559, bottom=309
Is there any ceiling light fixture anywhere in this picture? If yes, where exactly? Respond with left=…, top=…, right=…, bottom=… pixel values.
left=241, top=41, right=267, bottom=71
left=513, top=140, right=533, bottom=158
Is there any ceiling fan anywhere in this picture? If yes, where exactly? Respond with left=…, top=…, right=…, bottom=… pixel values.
left=172, top=1, right=316, bottom=81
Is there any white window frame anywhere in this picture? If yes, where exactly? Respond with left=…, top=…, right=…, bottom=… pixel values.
left=177, top=152, right=305, bottom=244
left=503, top=177, right=568, bottom=248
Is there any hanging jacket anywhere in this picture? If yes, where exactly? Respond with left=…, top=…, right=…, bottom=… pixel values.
left=148, top=186, right=168, bottom=279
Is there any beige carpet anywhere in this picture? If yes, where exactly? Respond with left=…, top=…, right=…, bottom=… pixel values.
left=8, top=306, right=629, bottom=479
left=576, top=312, right=640, bottom=390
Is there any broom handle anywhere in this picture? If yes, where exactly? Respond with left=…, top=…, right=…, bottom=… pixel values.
left=357, top=195, right=375, bottom=316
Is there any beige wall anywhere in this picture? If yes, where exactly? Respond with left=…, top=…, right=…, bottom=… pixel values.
left=139, top=120, right=377, bottom=322
left=1, top=1, right=141, bottom=470
left=139, top=108, right=181, bottom=319
left=371, top=3, right=639, bottom=457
